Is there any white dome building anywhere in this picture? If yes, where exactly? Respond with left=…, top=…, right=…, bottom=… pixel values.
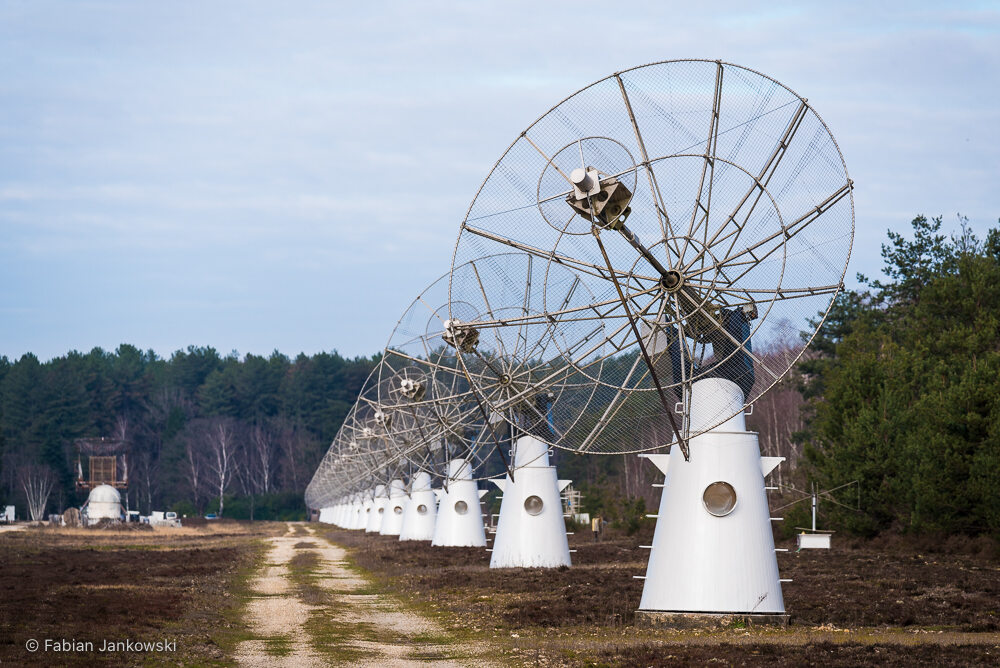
left=85, top=484, right=122, bottom=524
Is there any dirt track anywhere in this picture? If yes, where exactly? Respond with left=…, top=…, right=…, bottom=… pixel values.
left=235, top=523, right=494, bottom=666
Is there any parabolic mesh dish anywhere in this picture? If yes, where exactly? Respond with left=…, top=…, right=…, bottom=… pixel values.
left=449, top=60, right=854, bottom=455
left=305, top=363, right=400, bottom=508
left=380, top=252, right=599, bottom=480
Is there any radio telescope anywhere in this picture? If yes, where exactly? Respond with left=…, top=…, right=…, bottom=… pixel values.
left=305, top=362, right=411, bottom=533
left=379, top=252, right=597, bottom=548
left=305, top=416, right=356, bottom=514
left=348, top=362, right=419, bottom=536
left=434, top=251, right=603, bottom=567
left=448, top=60, right=853, bottom=617
left=306, top=422, right=368, bottom=528
left=450, top=59, right=852, bottom=456
left=377, top=268, right=490, bottom=546
left=382, top=253, right=601, bottom=477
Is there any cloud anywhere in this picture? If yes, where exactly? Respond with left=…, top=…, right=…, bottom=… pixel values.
left=0, top=1, right=997, bottom=361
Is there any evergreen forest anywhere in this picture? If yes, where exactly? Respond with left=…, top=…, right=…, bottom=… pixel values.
left=797, top=215, right=1000, bottom=538
left=0, top=347, right=377, bottom=520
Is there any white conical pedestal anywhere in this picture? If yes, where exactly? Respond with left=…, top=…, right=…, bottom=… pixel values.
left=366, top=484, right=388, bottom=533
left=339, top=498, right=349, bottom=528
left=360, top=492, right=374, bottom=530
left=334, top=499, right=346, bottom=527
left=400, top=472, right=436, bottom=541
left=380, top=479, right=407, bottom=536
left=431, top=459, right=487, bottom=547
left=489, top=435, right=571, bottom=569
left=350, top=495, right=365, bottom=530
left=339, top=498, right=351, bottom=527
left=639, top=378, right=786, bottom=619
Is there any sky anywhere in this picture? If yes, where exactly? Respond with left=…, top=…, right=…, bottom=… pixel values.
left=1, top=1, right=998, bottom=362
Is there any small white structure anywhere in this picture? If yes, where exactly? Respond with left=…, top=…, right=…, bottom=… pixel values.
left=366, top=484, right=388, bottom=533
left=1, top=506, right=14, bottom=523
left=432, top=458, right=487, bottom=547
left=149, top=510, right=181, bottom=528
left=399, top=472, right=436, bottom=541
left=797, top=532, right=832, bottom=549
left=639, top=378, right=786, bottom=618
left=797, top=484, right=833, bottom=549
left=84, top=484, right=123, bottom=525
left=379, top=479, right=407, bottom=536
left=333, top=497, right=346, bottom=528
left=489, top=435, right=572, bottom=569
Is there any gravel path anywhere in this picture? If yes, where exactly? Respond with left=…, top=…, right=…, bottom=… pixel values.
left=235, top=523, right=493, bottom=667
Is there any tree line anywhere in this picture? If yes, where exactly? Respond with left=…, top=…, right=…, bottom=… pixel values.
left=0, top=346, right=377, bottom=519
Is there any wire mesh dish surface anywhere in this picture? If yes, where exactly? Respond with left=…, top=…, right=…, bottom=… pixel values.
left=449, top=60, right=854, bottom=455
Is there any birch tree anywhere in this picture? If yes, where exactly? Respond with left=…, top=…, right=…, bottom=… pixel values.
left=20, top=464, right=55, bottom=521
left=204, top=419, right=240, bottom=517
left=184, top=433, right=203, bottom=512
left=249, top=423, right=276, bottom=494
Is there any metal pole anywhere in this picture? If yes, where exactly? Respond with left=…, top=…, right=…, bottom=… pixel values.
left=811, top=482, right=817, bottom=532
left=616, top=223, right=674, bottom=278
left=592, top=228, right=690, bottom=460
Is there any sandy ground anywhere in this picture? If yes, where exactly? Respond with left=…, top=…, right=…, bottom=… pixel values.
left=235, top=523, right=494, bottom=667
left=0, top=524, right=27, bottom=533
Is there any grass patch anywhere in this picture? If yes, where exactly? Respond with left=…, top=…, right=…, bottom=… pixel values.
left=409, top=630, right=456, bottom=645
left=285, top=546, right=375, bottom=662
left=302, top=612, right=371, bottom=663
left=86, top=543, right=169, bottom=551
left=287, top=549, right=329, bottom=607
left=206, top=536, right=274, bottom=662
left=260, top=635, right=293, bottom=657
